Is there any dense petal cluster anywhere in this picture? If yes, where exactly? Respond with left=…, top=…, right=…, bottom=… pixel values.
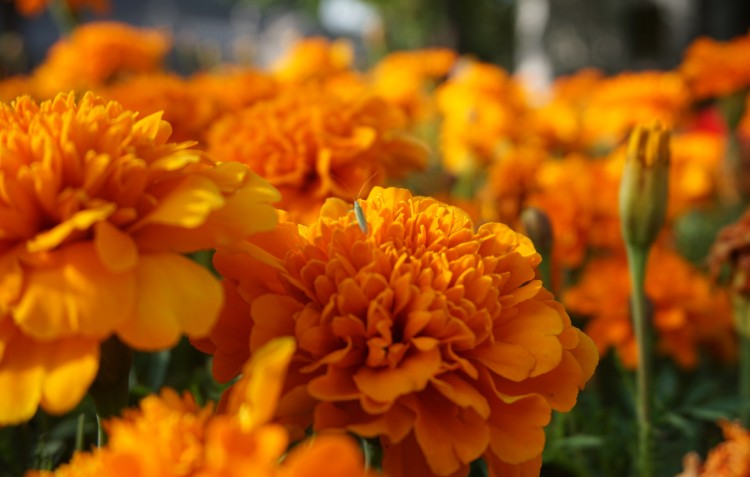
left=371, top=48, right=457, bottom=124
left=680, top=33, right=750, bottom=100
left=207, top=88, right=428, bottom=222
left=565, top=248, right=736, bottom=368
left=437, top=60, right=528, bottom=174
left=32, top=22, right=170, bottom=98
left=0, top=92, right=279, bottom=424
left=27, top=338, right=375, bottom=477
left=699, top=421, right=750, bottom=476
left=201, top=186, right=598, bottom=477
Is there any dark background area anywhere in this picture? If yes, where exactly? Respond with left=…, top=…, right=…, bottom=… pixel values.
left=0, top=0, right=749, bottom=80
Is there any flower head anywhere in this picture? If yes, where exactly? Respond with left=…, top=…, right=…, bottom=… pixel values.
left=203, top=187, right=598, bottom=476
left=680, top=33, right=750, bottom=100
left=437, top=60, right=528, bottom=174
left=699, top=420, right=750, bottom=476
left=619, top=122, right=670, bottom=249
left=27, top=338, right=374, bottom=477
left=33, top=22, right=170, bottom=98
left=207, top=88, right=427, bottom=223
left=0, top=92, right=279, bottom=424
left=272, top=37, right=355, bottom=85
left=565, top=248, right=736, bottom=369
left=370, top=48, right=457, bottom=124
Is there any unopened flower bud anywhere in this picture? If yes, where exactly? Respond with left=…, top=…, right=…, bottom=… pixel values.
left=619, top=122, right=671, bottom=248
left=520, top=207, right=553, bottom=258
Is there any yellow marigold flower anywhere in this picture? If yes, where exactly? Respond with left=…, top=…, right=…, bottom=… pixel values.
left=207, top=88, right=428, bottom=223
left=272, top=37, right=355, bottom=84
left=370, top=48, right=457, bottom=124
left=565, top=248, right=736, bottom=369
left=437, top=60, right=529, bottom=174
left=27, top=338, right=374, bottom=477
left=0, top=92, right=279, bottom=425
left=203, top=187, right=598, bottom=477
left=680, top=33, right=750, bottom=100
left=32, top=22, right=169, bottom=98
left=13, top=0, right=108, bottom=16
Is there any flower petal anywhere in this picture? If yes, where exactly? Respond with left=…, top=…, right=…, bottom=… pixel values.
left=116, top=253, right=222, bottom=350
left=13, top=242, right=136, bottom=339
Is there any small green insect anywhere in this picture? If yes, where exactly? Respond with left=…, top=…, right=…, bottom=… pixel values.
left=353, top=198, right=367, bottom=234
left=332, top=171, right=377, bottom=235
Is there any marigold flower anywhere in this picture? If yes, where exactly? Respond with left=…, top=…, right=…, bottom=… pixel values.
left=272, top=37, right=355, bottom=84
left=478, top=142, right=545, bottom=227
left=699, top=420, right=750, bottom=476
left=207, top=88, right=428, bottom=223
left=680, top=33, right=750, bottom=100
left=202, top=186, right=598, bottom=477
left=32, top=22, right=170, bottom=98
left=583, top=72, right=688, bottom=148
left=437, top=60, right=528, bottom=174
left=370, top=48, right=457, bottom=124
left=0, top=92, right=279, bottom=424
left=27, top=338, right=374, bottom=477
left=97, top=72, right=217, bottom=143
left=523, top=69, right=603, bottom=151
left=565, top=248, right=736, bottom=369
left=527, top=154, right=621, bottom=267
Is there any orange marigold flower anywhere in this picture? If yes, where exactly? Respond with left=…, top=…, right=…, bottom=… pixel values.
left=190, top=67, right=278, bottom=115
left=565, top=247, right=736, bottom=369
left=202, top=186, right=598, bottom=477
left=27, top=338, right=374, bottom=477
left=680, top=33, right=750, bottom=100
left=437, top=60, right=529, bottom=174
left=0, top=92, right=279, bottom=424
left=527, top=154, right=620, bottom=268
left=523, top=69, right=603, bottom=151
left=13, top=0, right=108, bottom=16
left=206, top=88, right=428, bottom=223
left=97, top=72, right=217, bottom=143
left=272, top=37, right=355, bottom=84
left=370, top=48, right=457, bottom=124
left=668, top=130, right=726, bottom=214
left=32, top=22, right=170, bottom=98
left=581, top=71, right=689, bottom=148
left=478, top=142, right=545, bottom=227
left=699, top=420, right=750, bottom=476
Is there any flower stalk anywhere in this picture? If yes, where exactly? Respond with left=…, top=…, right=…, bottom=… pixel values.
left=732, top=293, right=750, bottom=427
left=619, top=123, right=670, bottom=477
left=88, top=336, right=132, bottom=446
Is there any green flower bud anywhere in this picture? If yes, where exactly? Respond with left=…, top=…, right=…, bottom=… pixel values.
left=619, top=122, right=670, bottom=249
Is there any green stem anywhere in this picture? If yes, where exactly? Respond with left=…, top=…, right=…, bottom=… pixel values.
left=626, top=245, right=653, bottom=477
left=732, top=293, right=750, bottom=426
left=89, top=336, right=133, bottom=447
left=75, top=413, right=85, bottom=452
